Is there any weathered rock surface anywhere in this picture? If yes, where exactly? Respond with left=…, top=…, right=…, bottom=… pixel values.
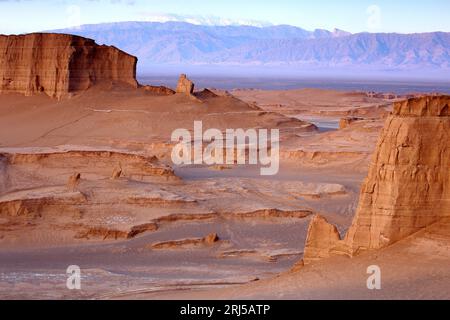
left=304, top=96, right=450, bottom=260
left=151, top=233, right=221, bottom=250
left=0, top=33, right=138, bottom=99
left=195, top=88, right=219, bottom=100
left=2, top=148, right=175, bottom=180
left=303, top=215, right=341, bottom=264
left=111, top=167, right=122, bottom=180
left=66, top=173, right=81, bottom=191
left=142, top=85, right=175, bottom=96
left=341, top=95, right=450, bottom=255
left=204, top=233, right=220, bottom=245
left=176, top=74, right=194, bottom=95
left=0, top=186, right=87, bottom=217
left=339, top=117, right=363, bottom=129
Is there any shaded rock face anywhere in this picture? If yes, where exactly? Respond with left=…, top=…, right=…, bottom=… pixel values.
left=0, top=33, right=138, bottom=99
left=303, top=96, right=450, bottom=259
left=176, top=74, right=194, bottom=95
left=204, top=233, right=220, bottom=245
left=303, top=215, right=341, bottom=265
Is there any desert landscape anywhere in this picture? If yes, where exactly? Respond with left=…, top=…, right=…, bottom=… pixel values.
left=0, top=0, right=449, bottom=302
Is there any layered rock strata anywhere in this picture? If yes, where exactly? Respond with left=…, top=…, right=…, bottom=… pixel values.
left=0, top=33, right=138, bottom=98
left=303, top=96, right=450, bottom=259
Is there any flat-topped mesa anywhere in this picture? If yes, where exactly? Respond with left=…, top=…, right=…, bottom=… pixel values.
left=302, top=95, right=450, bottom=260
left=0, top=33, right=138, bottom=99
left=393, top=95, right=449, bottom=117
left=176, top=74, right=194, bottom=95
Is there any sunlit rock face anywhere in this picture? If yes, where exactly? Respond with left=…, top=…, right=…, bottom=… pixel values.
left=303, top=96, right=450, bottom=259
left=0, top=33, right=138, bottom=99
left=341, top=95, right=450, bottom=255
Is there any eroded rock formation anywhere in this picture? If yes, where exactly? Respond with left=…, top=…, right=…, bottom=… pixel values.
left=111, top=167, right=122, bottom=180
left=303, top=215, right=341, bottom=264
left=0, top=33, right=138, bottom=99
left=176, top=74, right=194, bottom=95
left=66, top=173, right=81, bottom=191
left=151, top=233, right=220, bottom=250
left=142, top=85, right=175, bottom=96
left=303, top=95, right=450, bottom=259
left=339, top=117, right=363, bottom=129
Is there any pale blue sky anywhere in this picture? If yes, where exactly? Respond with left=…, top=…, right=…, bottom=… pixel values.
left=0, top=0, right=449, bottom=34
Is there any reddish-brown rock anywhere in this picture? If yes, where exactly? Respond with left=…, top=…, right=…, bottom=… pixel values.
left=339, top=117, right=362, bottom=129
left=66, top=173, right=81, bottom=191
left=340, top=96, right=450, bottom=255
left=203, top=233, right=220, bottom=245
left=393, top=95, right=449, bottom=116
left=111, top=167, right=122, bottom=180
left=176, top=74, right=194, bottom=95
left=303, top=215, right=341, bottom=264
left=303, top=95, right=450, bottom=260
left=142, top=85, right=175, bottom=96
left=0, top=33, right=138, bottom=99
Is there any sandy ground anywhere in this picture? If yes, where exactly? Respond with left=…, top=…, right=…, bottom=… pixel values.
left=2, top=84, right=445, bottom=299
left=130, top=219, right=450, bottom=300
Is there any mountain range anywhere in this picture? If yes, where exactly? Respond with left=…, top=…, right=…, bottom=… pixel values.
left=49, top=22, right=450, bottom=73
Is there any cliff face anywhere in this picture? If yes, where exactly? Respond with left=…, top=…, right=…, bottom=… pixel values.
left=304, top=96, right=450, bottom=259
left=0, top=33, right=138, bottom=99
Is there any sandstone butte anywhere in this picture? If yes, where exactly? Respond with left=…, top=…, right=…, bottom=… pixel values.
left=176, top=73, right=195, bottom=95
left=0, top=33, right=138, bottom=99
left=304, top=95, right=450, bottom=263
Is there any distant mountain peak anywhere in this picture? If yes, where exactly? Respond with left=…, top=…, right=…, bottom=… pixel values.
left=139, top=13, right=273, bottom=28
left=332, top=28, right=352, bottom=37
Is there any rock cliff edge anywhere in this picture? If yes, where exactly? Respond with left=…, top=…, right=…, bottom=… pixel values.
left=304, top=95, right=450, bottom=260
left=0, top=33, right=138, bottom=98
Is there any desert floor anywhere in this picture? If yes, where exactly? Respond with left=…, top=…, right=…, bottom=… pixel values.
left=1, top=85, right=448, bottom=299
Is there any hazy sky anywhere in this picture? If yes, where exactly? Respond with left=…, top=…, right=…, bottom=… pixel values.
left=0, top=0, right=449, bottom=34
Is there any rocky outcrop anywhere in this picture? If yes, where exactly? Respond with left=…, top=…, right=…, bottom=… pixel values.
left=127, top=223, right=159, bottom=239
left=3, top=149, right=175, bottom=180
left=195, top=88, right=219, bottom=100
left=142, top=85, right=175, bottom=96
left=151, top=233, right=220, bottom=250
left=176, top=74, right=194, bottom=95
left=111, top=167, right=122, bottom=180
left=303, top=95, right=450, bottom=259
left=0, top=187, right=87, bottom=218
left=231, top=208, right=312, bottom=220
left=75, top=227, right=129, bottom=240
left=0, top=33, right=138, bottom=99
left=339, top=117, right=363, bottom=129
left=303, top=215, right=341, bottom=264
left=341, top=95, right=450, bottom=255
left=66, top=173, right=81, bottom=191
left=204, top=233, right=220, bottom=245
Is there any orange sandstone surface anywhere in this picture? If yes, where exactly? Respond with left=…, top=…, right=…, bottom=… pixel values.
left=0, top=33, right=137, bottom=99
